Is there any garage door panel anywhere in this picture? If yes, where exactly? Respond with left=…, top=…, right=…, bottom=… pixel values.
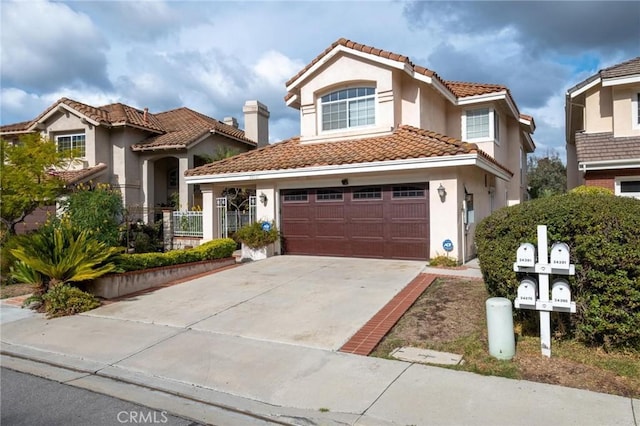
left=390, top=203, right=427, bottom=218
left=316, top=222, right=346, bottom=237
left=349, top=204, right=383, bottom=219
left=316, top=204, right=344, bottom=218
left=281, top=184, right=429, bottom=260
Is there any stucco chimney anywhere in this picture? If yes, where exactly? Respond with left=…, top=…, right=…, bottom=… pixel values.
left=143, top=107, right=149, bottom=123
left=243, top=100, right=270, bottom=147
left=223, top=116, right=239, bottom=128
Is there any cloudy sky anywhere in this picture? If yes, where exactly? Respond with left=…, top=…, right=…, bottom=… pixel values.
left=1, top=1, right=638, bottom=162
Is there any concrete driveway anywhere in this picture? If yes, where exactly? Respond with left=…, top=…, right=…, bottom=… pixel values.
left=84, top=255, right=425, bottom=350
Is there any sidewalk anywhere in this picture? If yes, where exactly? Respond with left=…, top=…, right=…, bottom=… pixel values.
left=1, top=257, right=637, bottom=426
left=2, top=312, right=636, bottom=425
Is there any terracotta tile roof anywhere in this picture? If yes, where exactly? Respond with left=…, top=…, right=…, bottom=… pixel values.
left=186, top=125, right=512, bottom=178
left=444, top=81, right=507, bottom=97
left=49, top=163, right=108, bottom=185
left=285, top=38, right=520, bottom=115
left=0, top=120, right=33, bottom=133
left=285, top=38, right=449, bottom=101
left=600, top=57, right=640, bottom=79
left=131, top=107, right=256, bottom=151
left=575, top=132, right=640, bottom=163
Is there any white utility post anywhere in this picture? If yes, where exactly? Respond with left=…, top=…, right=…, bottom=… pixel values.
left=513, top=225, right=576, bottom=357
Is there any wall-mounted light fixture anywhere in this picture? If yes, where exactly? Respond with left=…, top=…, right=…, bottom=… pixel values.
left=259, top=192, right=268, bottom=206
left=437, top=183, right=447, bottom=202
left=341, top=179, right=349, bottom=186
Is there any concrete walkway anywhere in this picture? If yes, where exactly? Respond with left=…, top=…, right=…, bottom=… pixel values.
left=1, top=256, right=637, bottom=425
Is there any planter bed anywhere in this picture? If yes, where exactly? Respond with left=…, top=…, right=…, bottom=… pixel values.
left=86, top=257, right=235, bottom=299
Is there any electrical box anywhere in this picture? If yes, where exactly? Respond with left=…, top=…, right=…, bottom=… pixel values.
left=550, top=242, right=571, bottom=270
left=516, top=277, right=537, bottom=307
left=516, top=243, right=536, bottom=267
left=551, top=279, right=571, bottom=308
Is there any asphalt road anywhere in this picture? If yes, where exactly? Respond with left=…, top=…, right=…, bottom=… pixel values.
left=1, top=368, right=200, bottom=426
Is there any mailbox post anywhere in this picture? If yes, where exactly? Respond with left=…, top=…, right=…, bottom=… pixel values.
left=513, top=225, right=576, bottom=357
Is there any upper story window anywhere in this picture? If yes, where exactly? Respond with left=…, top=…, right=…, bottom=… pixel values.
left=321, top=87, right=375, bottom=131
left=464, top=108, right=499, bottom=142
left=56, top=133, right=86, bottom=157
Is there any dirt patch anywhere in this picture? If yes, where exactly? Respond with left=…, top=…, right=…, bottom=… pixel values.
left=0, top=283, right=35, bottom=300
left=372, top=276, right=640, bottom=398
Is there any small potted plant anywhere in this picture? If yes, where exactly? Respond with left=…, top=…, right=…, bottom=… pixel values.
left=235, top=220, right=279, bottom=261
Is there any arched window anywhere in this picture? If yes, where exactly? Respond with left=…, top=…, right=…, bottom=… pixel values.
left=321, top=87, right=375, bottom=131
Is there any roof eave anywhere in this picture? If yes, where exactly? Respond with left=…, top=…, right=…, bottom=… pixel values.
left=185, top=153, right=512, bottom=184
left=578, top=158, right=640, bottom=172
left=602, top=75, right=640, bottom=87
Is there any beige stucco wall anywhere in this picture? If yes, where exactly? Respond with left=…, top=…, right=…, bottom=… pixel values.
left=298, top=54, right=395, bottom=140
left=420, top=84, right=447, bottom=134
left=584, top=86, right=613, bottom=133
left=44, top=110, right=95, bottom=168
left=612, top=84, right=640, bottom=137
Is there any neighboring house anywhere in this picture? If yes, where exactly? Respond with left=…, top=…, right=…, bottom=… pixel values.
left=0, top=98, right=269, bottom=230
left=185, top=38, right=535, bottom=262
left=566, top=57, right=640, bottom=197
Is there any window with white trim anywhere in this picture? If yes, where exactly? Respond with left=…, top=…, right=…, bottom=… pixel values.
left=615, top=177, right=640, bottom=199
left=464, top=108, right=500, bottom=142
left=56, top=133, right=86, bottom=157
left=321, top=87, right=375, bottom=131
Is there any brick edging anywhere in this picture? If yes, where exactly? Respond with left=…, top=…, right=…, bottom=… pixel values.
left=338, top=273, right=437, bottom=356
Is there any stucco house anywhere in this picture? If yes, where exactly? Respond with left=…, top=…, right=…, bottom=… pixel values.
left=0, top=98, right=269, bottom=229
left=566, top=56, right=640, bottom=197
left=186, top=38, right=536, bottom=262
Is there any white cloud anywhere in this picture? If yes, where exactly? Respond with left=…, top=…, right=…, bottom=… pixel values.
left=1, top=0, right=110, bottom=92
left=252, top=51, right=305, bottom=89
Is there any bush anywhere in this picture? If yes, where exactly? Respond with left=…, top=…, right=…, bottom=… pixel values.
left=429, top=254, right=458, bottom=267
left=117, top=238, right=236, bottom=272
left=234, top=221, right=279, bottom=249
left=42, top=283, right=101, bottom=317
left=475, top=193, right=640, bottom=350
left=569, top=185, right=614, bottom=196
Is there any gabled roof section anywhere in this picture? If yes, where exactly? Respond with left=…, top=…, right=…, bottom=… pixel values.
left=131, top=107, right=256, bottom=152
left=284, top=38, right=530, bottom=127
left=185, top=124, right=512, bottom=179
left=567, top=57, right=640, bottom=97
left=0, top=120, right=33, bottom=134
left=600, top=56, right=640, bottom=79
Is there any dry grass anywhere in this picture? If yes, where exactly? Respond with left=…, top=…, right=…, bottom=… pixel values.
left=371, top=276, right=640, bottom=398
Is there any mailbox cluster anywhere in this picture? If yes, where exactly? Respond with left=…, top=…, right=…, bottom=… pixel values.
left=513, top=240, right=576, bottom=313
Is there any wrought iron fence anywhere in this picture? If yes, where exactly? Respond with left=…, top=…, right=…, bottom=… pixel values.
left=173, top=211, right=203, bottom=237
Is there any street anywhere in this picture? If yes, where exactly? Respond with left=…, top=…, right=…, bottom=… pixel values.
left=1, top=368, right=199, bottom=426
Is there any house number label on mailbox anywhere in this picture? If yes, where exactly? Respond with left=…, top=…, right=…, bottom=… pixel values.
left=513, top=225, right=576, bottom=358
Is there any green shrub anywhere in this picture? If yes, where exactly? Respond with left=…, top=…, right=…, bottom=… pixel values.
left=234, top=221, right=279, bottom=249
left=429, top=254, right=458, bottom=267
left=117, top=238, right=236, bottom=272
left=42, top=283, right=101, bottom=317
left=475, top=193, right=640, bottom=350
left=569, top=185, right=614, bottom=196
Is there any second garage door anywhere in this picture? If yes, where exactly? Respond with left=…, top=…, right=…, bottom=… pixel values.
left=280, top=183, right=430, bottom=260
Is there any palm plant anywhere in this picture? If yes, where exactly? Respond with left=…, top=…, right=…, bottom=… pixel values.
left=10, top=219, right=121, bottom=294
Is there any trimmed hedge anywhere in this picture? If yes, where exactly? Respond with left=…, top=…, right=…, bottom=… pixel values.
left=476, top=193, right=640, bottom=350
left=117, top=238, right=236, bottom=272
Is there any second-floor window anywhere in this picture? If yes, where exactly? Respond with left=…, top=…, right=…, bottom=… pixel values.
left=321, top=87, right=375, bottom=131
left=464, top=108, right=500, bottom=142
left=56, top=133, right=86, bottom=157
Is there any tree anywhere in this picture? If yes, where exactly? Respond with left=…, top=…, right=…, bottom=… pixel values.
left=527, top=151, right=567, bottom=199
left=59, top=182, right=124, bottom=247
left=0, top=134, right=71, bottom=236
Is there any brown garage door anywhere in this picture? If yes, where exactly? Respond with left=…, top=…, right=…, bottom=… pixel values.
left=280, top=184, right=429, bottom=260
